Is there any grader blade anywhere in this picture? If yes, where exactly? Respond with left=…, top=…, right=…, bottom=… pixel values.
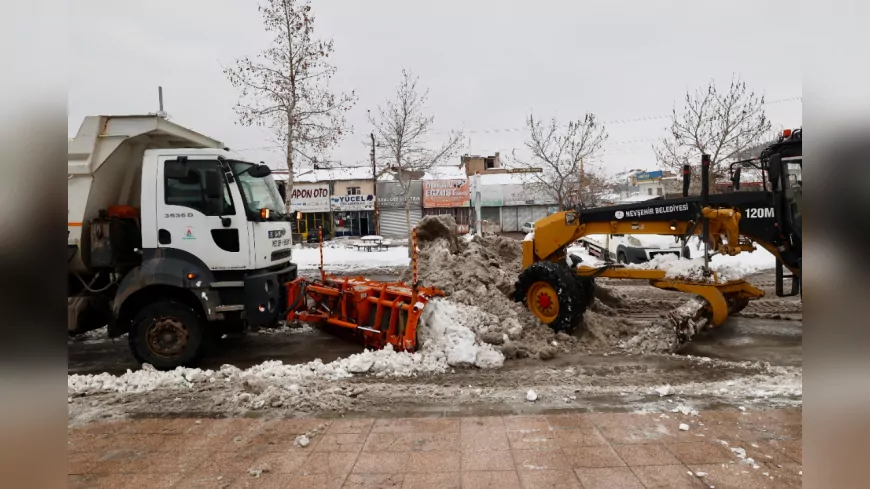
left=571, top=264, right=765, bottom=349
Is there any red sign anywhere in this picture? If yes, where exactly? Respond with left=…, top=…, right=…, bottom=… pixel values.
left=422, top=179, right=470, bottom=207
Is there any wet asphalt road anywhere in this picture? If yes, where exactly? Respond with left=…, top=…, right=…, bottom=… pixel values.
left=67, top=314, right=801, bottom=376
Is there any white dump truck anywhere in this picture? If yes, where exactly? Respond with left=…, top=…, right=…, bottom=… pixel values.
left=68, top=115, right=296, bottom=368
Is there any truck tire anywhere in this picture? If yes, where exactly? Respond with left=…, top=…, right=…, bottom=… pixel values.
left=617, top=252, right=627, bottom=264
left=129, top=300, right=205, bottom=370
left=514, top=261, right=587, bottom=334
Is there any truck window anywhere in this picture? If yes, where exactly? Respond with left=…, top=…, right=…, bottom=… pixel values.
left=165, top=160, right=235, bottom=216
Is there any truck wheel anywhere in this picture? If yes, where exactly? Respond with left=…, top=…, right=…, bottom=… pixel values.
left=514, top=261, right=586, bottom=333
left=129, top=300, right=205, bottom=370
left=617, top=252, right=628, bottom=264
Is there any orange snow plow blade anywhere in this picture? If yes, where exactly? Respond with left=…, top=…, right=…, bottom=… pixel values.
left=285, top=276, right=444, bottom=351
left=284, top=227, right=443, bottom=352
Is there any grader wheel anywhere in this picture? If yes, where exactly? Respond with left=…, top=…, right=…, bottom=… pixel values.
left=514, top=261, right=588, bottom=333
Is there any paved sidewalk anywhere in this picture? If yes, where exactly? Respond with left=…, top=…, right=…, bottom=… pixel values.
left=69, top=408, right=801, bottom=488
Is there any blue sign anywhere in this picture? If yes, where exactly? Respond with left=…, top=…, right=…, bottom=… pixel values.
left=635, top=170, right=663, bottom=182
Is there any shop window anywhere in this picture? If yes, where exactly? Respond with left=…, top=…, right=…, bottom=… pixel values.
left=347, top=187, right=361, bottom=195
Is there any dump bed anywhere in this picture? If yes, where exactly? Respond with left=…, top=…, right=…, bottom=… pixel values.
left=68, top=115, right=224, bottom=273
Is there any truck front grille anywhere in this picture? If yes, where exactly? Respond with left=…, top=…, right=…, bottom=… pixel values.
left=271, top=249, right=292, bottom=261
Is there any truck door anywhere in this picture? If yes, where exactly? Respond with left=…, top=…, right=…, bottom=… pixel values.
left=156, top=157, right=251, bottom=271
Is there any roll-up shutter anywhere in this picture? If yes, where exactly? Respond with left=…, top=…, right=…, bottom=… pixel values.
left=379, top=208, right=422, bottom=239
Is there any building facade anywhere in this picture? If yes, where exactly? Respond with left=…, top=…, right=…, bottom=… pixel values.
left=376, top=180, right=422, bottom=239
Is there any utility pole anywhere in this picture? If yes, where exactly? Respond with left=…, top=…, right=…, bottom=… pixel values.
left=371, top=132, right=379, bottom=235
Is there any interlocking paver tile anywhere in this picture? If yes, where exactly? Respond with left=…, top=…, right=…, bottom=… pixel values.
left=502, top=415, right=550, bottom=432
left=614, top=443, right=680, bottom=466
left=461, top=450, right=515, bottom=471
left=574, top=467, right=645, bottom=489
left=460, top=430, right=510, bottom=451
left=630, top=465, right=707, bottom=488
left=512, top=449, right=570, bottom=471
left=461, top=470, right=521, bottom=489
left=406, top=450, right=460, bottom=472
left=553, top=427, right=609, bottom=447
left=402, top=472, right=460, bottom=489
left=353, top=451, right=410, bottom=473
left=327, top=418, right=374, bottom=435
left=315, top=433, right=369, bottom=453
left=664, top=441, right=734, bottom=465
left=343, top=473, right=404, bottom=488
left=507, top=430, right=557, bottom=450
left=561, top=445, right=625, bottom=468
left=461, top=416, right=505, bottom=432
left=516, top=469, right=583, bottom=489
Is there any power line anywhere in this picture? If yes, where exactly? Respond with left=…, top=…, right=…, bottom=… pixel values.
left=232, top=96, right=801, bottom=152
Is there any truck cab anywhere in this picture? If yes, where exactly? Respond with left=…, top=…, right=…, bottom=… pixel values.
left=578, top=233, right=690, bottom=264
left=68, top=115, right=296, bottom=368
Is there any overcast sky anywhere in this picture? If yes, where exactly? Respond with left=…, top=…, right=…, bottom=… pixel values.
left=69, top=0, right=801, bottom=175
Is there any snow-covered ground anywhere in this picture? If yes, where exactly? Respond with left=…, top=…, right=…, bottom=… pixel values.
left=568, top=237, right=776, bottom=282
left=68, top=299, right=504, bottom=397
left=293, top=245, right=410, bottom=271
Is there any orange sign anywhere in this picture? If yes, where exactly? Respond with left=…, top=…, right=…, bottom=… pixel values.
left=422, top=179, right=470, bottom=207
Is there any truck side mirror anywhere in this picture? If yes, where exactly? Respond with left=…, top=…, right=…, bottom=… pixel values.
left=204, top=171, right=222, bottom=199
left=247, top=164, right=272, bottom=178
left=767, top=154, right=782, bottom=189
left=731, top=167, right=741, bottom=191
left=277, top=182, right=286, bottom=202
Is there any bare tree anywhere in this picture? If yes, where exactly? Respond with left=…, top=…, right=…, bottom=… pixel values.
left=654, top=77, right=771, bottom=193
left=369, top=69, right=464, bottom=237
left=510, top=114, right=609, bottom=209
left=223, top=0, right=357, bottom=203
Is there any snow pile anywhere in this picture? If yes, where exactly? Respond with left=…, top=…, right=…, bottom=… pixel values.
left=626, top=252, right=770, bottom=282
left=406, top=215, right=572, bottom=359
left=292, top=245, right=410, bottom=271
left=418, top=299, right=505, bottom=369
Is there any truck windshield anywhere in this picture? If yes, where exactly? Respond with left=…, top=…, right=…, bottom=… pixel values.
left=230, top=161, right=285, bottom=215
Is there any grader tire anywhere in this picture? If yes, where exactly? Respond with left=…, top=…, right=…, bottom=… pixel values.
left=515, top=261, right=587, bottom=334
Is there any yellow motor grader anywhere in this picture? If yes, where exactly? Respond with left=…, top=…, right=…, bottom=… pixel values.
left=515, top=129, right=802, bottom=345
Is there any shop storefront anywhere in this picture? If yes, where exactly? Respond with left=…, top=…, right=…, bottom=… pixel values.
left=499, top=183, right=556, bottom=232
left=330, top=193, right=376, bottom=237
left=289, top=183, right=332, bottom=240
left=422, top=179, right=471, bottom=233
left=377, top=181, right=422, bottom=239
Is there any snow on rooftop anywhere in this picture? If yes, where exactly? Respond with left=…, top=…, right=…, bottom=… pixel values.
left=476, top=173, right=532, bottom=185
left=620, top=194, right=660, bottom=203
left=294, top=166, right=375, bottom=183
left=422, top=165, right=467, bottom=180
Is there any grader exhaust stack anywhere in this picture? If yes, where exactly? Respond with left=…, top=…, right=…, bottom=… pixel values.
left=285, top=227, right=444, bottom=352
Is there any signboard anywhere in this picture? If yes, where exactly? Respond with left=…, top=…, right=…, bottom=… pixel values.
left=376, top=181, right=422, bottom=208
left=422, top=179, right=470, bottom=208
left=331, top=194, right=375, bottom=211
left=289, top=183, right=330, bottom=213
left=635, top=170, right=663, bottom=182
left=478, top=185, right=503, bottom=207
left=502, top=184, right=556, bottom=206
left=506, top=167, right=543, bottom=174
